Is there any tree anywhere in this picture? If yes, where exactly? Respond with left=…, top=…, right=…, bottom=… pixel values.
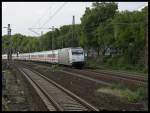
left=112, top=8, right=147, bottom=65
left=80, top=2, right=118, bottom=56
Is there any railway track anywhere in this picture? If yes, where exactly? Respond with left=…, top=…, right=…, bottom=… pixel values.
left=63, top=68, right=147, bottom=88
left=17, top=66, right=98, bottom=111
left=17, top=61, right=148, bottom=89
left=85, top=69, right=148, bottom=82
left=23, top=61, right=147, bottom=83
left=17, top=61, right=112, bottom=87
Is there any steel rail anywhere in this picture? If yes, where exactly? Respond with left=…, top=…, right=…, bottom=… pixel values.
left=18, top=65, right=99, bottom=111
left=25, top=67, right=99, bottom=111
left=18, top=68, right=63, bottom=111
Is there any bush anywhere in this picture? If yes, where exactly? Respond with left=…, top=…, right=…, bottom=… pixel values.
left=86, top=57, right=103, bottom=68
left=86, top=56, right=148, bottom=75
left=103, top=56, right=111, bottom=63
left=116, top=57, right=126, bottom=67
left=106, top=58, right=113, bottom=66
left=51, top=64, right=61, bottom=72
left=111, top=83, right=126, bottom=90
left=142, top=67, right=148, bottom=74
left=111, top=83, right=147, bottom=102
left=121, top=87, right=146, bottom=102
left=124, top=65, right=132, bottom=70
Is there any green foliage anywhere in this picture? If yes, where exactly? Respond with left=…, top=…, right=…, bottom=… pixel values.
left=81, top=2, right=118, bottom=52
left=86, top=59, right=97, bottom=69
left=110, top=83, right=147, bottom=102
left=51, top=64, right=61, bottom=72
left=98, top=83, right=147, bottom=103
left=122, top=87, right=147, bottom=102
left=86, top=57, right=103, bottom=69
left=111, top=83, right=126, bottom=90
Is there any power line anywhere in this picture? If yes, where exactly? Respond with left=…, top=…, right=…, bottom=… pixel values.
left=29, top=2, right=67, bottom=36
left=40, top=2, right=68, bottom=28
left=28, top=28, right=40, bottom=36
left=29, top=4, right=53, bottom=35
left=135, top=3, right=147, bottom=11
left=31, top=5, right=52, bottom=28
left=29, top=27, right=52, bottom=30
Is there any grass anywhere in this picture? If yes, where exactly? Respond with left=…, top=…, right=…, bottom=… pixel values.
left=51, top=64, right=62, bottom=72
left=97, top=88, right=123, bottom=98
left=86, top=57, right=148, bottom=75
left=122, top=88, right=146, bottom=102
left=97, top=83, right=147, bottom=103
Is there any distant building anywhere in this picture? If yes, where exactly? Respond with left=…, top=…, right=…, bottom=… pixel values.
left=105, top=48, right=120, bottom=56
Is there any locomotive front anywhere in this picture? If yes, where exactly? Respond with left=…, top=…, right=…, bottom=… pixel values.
left=70, top=48, right=85, bottom=68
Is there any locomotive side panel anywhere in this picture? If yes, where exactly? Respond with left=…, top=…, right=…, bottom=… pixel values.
left=58, top=48, right=71, bottom=65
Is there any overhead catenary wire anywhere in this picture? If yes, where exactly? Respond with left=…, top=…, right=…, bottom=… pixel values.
left=28, top=28, right=41, bottom=36
left=31, top=5, right=52, bottom=28
left=29, top=6, right=52, bottom=36
left=29, top=2, right=67, bottom=36
left=135, top=3, right=147, bottom=11
left=29, top=3, right=147, bottom=36
left=40, top=2, right=68, bottom=28
left=29, top=3, right=60, bottom=35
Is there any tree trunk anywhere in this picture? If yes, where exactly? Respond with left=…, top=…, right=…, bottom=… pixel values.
left=102, top=48, right=105, bottom=56
left=97, top=47, right=100, bottom=56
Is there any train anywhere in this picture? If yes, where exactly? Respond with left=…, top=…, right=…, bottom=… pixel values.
left=2, top=47, right=85, bottom=68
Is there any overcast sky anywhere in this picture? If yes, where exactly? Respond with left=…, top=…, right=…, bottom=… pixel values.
left=2, top=2, right=148, bottom=36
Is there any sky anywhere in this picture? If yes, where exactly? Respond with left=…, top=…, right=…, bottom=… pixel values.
left=2, top=2, right=148, bottom=36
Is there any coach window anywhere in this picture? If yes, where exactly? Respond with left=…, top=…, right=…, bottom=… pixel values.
left=52, top=54, right=55, bottom=57
left=48, top=54, right=51, bottom=57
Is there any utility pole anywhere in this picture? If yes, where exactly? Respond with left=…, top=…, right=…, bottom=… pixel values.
left=41, top=31, right=44, bottom=51
left=72, top=15, right=75, bottom=47
left=28, top=27, right=55, bottom=50
left=52, top=26, right=55, bottom=50
left=7, top=24, right=12, bottom=61
left=41, top=31, right=43, bottom=36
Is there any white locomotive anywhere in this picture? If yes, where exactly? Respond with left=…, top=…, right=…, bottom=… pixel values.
left=2, top=47, right=85, bottom=68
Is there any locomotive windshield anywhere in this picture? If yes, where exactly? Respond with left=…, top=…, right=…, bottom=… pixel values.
left=72, top=50, right=83, bottom=55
